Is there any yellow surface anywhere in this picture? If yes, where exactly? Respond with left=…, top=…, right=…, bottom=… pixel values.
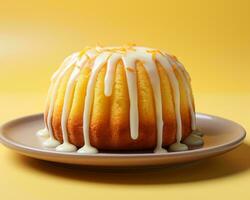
left=0, top=0, right=249, bottom=200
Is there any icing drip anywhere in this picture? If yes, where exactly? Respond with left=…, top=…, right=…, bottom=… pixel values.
left=175, top=59, right=191, bottom=82
left=44, top=53, right=80, bottom=148
left=104, top=53, right=122, bottom=96
left=38, top=69, right=60, bottom=139
left=191, top=129, right=204, bottom=137
left=133, top=52, right=166, bottom=153
left=122, top=54, right=139, bottom=140
left=78, top=52, right=111, bottom=154
left=36, top=128, right=49, bottom=137
left=169, top=143, right=189, bottom=152
left=183, top=134, right=203, bottom=146
left=37, top=45, right=202, bottom=154
left=169, top=58, right=196, bottom=131
left=51, top=54, right=77, bottom=82
left=169, top=57, right=203, bottom=138
left=56, top=55, right=88, bottom=152
left=156, top=54, right=188, bottom=151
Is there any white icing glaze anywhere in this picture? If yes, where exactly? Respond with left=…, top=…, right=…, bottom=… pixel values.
left=124, top=50, right=166, bottom=152
left=144, top=57, right=166, bottom=153
left=43, top=52, right=79, bottom=148
left=55, top=55, right=88, bottom=152
left=168, top=57, right=196, bottom=131
left=37, top=45, right=201, bottom=154
left=77, top=52, right=111, bottom=154
left=51, top=53, right=79, bottom=82
left=36, top=128, right=49, bottom=137
left=122, top=53, right=139, bottom=140
left=183, top=134, right=203, bottom=146
left=156, top=54, right=183, bottom=144
left=104, top=53, right=122, bottom=96
left=191, top=129, right=204, bottom=136
left=43, top=137, right=61, bottom=148
left=175, top=59, right=191, bottom=81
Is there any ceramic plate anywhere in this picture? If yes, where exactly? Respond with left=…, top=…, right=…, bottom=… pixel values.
left=0, top=113, right=246, bottom=167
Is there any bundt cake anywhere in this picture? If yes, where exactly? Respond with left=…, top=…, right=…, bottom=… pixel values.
left=37, top=45, right=203, bottom=154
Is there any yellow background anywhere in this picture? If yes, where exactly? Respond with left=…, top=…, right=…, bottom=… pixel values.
left=0, top=0, right=249, bottom=200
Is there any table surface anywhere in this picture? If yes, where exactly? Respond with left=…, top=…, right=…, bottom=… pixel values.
left=0, top=93, right=249, bottom=200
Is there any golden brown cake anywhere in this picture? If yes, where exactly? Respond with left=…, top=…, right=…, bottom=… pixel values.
left=37, top=45, right=203, bottom=153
